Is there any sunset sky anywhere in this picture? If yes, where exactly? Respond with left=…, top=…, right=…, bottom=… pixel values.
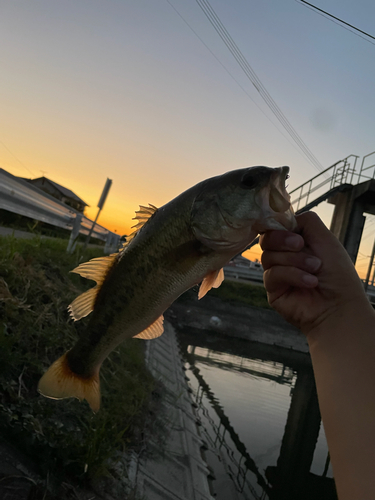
left=1, top=0, right=375, bottom=275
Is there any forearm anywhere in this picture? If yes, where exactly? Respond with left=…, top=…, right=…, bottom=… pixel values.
left=306, top=301, right=375, bottom=500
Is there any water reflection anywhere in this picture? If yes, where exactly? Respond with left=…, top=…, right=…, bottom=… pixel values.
left=177, top=329, right=337, bottom=500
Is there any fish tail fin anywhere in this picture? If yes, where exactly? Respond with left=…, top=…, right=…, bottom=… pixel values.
left=38, top=353, right=101, bottom=412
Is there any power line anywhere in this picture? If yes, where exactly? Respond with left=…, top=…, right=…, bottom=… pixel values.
left=196, top=0, right=324, bottom=172
left=0, top=138, right=35, bottom=177
left=164, top=0, right=318, bottom=161
left=297, top=0, right=375, bottom=45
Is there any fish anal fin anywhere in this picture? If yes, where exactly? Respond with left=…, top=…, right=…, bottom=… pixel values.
left=38, top=353, right=101, bottom=412
left=68, top=286, right=99, bottom=321
left=133, top=315, right=164, bottom=340
left=198, top=268, right=225, bottom=300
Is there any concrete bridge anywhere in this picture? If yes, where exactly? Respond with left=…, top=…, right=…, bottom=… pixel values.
left=290, top=151, right=375, bottom=268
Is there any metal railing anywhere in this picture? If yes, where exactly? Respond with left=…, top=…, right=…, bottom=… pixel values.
left=289, top=151, right=375, bottom=212
left=0, top=168, right=120, bottom=253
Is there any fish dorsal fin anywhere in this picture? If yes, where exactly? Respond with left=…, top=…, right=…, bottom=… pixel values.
left=120, top=204, right=158, bottom=251
left=131, top=204, right=158, bottom=231
left=68, top=253, right=118, bottom=321
left=198, top=268, right=225, bottom=300
left=70, top=254, right=118, bottom=284
left=133, top=315, right=164, bottom=339
left=67, top=203, right=158, bottom=321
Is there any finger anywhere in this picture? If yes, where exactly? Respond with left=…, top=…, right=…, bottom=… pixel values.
left=295, top=212, right=336, bottom=252
left=260, top=231, right=304, bottom=252
left=261, top=250, right=321, bottom=273
left=263, top=265, right=318, bottom=295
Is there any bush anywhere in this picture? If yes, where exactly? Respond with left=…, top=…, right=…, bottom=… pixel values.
left=0, top=235, right=154, bottom=489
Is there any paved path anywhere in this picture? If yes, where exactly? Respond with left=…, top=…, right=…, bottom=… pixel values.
left=0, top=226, right=51, bottom=239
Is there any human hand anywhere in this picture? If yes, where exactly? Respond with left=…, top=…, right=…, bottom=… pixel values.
left=260, top=211, right=368, bottom=336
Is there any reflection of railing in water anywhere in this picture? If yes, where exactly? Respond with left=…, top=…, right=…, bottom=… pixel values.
left=176, top=328, right=337, bottom=499
left=189, top=346, right=295, bottom=386
left=198, top=398, right=258, bottom=497
left=199, top=391, right=271, bottom=500
left=184, top=349, right=273, bottom=499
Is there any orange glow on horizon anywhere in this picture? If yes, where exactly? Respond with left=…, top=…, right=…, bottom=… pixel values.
left=0, top=164, right=370, bottom=281
left=84, top=208, right=133, bottom=237
left=242, top=245, right=262, bottom=264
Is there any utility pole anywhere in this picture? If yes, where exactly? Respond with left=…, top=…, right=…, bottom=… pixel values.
left=82, top=178, right=112, bottom=253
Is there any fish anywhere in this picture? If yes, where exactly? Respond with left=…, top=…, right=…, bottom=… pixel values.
left=38, top=165, right=296, bottom=411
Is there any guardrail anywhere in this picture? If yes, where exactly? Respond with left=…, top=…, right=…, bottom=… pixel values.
left=0, top=168, right=120, bottom=253
left=224, top=265, right=264, bottom=283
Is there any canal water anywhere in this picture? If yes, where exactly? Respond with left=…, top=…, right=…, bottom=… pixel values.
left=176, top=328, right=337, bottom=500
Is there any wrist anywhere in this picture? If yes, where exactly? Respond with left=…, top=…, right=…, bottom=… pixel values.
left=304, top=296, right=375, bottom=349
left=304, top=295, right=375, bottom=500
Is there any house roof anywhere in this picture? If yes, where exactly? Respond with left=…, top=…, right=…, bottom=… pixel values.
left=31, top=177, right=88, bottom=207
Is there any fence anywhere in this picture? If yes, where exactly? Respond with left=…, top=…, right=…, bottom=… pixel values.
left=0, top=168, right=120, bottom=253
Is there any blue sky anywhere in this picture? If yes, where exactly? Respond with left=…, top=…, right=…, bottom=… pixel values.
left=1, top=0, right=374, bottom=270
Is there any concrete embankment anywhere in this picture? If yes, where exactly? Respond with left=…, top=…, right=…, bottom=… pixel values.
left=129, top=321, right=214, bottom=500
left=168, top=293, right=310, bottom=358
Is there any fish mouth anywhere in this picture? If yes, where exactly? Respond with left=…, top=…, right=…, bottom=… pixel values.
left=255, top=166, right=297, bottom=233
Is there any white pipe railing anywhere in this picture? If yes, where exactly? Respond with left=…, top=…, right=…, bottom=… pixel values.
left=0, top=168, right=120, bottom=253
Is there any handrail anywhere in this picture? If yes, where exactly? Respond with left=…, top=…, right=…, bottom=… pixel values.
left=359, top=151, right=375, bottom=180
left=289, top=154, right=371, bottom=212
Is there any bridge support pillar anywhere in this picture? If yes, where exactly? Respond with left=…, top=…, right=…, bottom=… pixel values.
left=329, top=180, right=375, bottom=264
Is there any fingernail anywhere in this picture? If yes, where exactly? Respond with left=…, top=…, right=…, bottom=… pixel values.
left=305, top=257, right=321, bottom=272
left=285, top=235, right=302, bottom=249
left=302, top=274, right=318, bottom=286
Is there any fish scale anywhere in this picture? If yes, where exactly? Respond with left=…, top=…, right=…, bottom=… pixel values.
left=38, top=166, right=296, bottom=411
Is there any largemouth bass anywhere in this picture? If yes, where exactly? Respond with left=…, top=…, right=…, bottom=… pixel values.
left=38, top=166, right=296, bottom=411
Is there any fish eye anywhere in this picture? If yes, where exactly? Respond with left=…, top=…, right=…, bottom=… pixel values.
left=240, top=171, right=257, bottom=189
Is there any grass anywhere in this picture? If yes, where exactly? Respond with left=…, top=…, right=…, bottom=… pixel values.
left=208, top=279, right=270, bottom=308
left=177, top=278, right=270, bottom=309
left=0, top=235, right=154, bottom=496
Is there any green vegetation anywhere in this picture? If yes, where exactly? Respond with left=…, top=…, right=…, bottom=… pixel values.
left=180, top=279, right=270, bottom=309
left=0, top=209, right=106, bottom=243
left=0, top=235, right=154, bottom=495
left=208, top=279, right=270, bottom=308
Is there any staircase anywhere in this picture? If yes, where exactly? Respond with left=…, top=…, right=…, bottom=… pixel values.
left=290, top=151, right=375, bottom=214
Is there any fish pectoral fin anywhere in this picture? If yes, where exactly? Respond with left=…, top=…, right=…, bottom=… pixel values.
left=133, top=315, right=164, bottom=339
left=198, top=268, right=225, bottom=300
left=38, top=353, right=101, bottom=413
left=68, top=286, right=99, bottom=321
